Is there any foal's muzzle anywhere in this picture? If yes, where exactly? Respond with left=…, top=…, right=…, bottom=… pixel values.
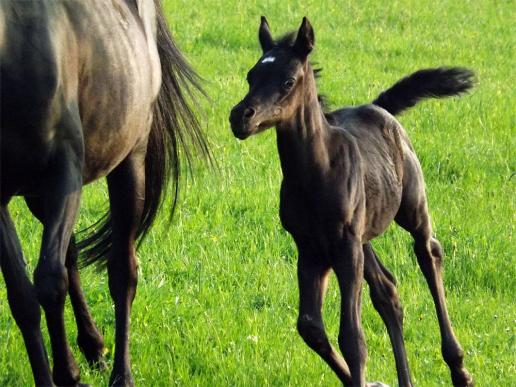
left=229, top=102, right=257, bottom=140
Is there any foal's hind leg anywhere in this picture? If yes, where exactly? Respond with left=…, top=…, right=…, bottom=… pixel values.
left=363, top=243, right=412, bottom=387
left=411, top=227, right=472, bottom=386
left=0, top=205, right=53, bottom=386
left=396, top=165, right=472, bottom=386
left=26, top=198, right=106, bottom=368
left=296, top=242, right=353, bottom=384
left=106, top=152, right=145, bottom=387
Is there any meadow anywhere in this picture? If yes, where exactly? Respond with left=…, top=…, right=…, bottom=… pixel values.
left=1, top=0, right=514, bottom=385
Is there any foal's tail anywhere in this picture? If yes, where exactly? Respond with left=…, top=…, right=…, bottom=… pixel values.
left=78, top=1, right=211, bottom=267
left=372, top=67, right=475, bottom=116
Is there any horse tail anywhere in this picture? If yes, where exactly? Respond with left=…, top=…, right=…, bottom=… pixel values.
left=372, top=67, right=475, bottom=116
left=138, top=0, right=210, bottom=242
left=78, top=1, right=210, bottom=268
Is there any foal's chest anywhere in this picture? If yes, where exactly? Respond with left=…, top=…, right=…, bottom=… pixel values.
left=279, top=180, right=352, bottom=241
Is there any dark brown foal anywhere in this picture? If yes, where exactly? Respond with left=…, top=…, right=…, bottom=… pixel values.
left=230, top=17, right=474, bottom=387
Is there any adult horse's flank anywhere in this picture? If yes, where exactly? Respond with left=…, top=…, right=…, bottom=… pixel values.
left=0, top=0, right=208, bottom=385
left=230, top=17, right=474, bottom=387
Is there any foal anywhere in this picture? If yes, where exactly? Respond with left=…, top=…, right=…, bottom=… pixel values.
left=230, top=17, right=474, bottom=386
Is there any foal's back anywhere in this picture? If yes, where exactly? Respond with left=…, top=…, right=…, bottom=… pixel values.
left=326, top=104, right=411, bottom=240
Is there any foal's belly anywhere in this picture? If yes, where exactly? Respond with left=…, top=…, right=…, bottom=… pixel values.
left=362, top=172, right=403, bottom=241
left=280, top=171, right=403, bottom=246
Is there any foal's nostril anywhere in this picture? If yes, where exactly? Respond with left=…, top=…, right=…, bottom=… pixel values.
left=243, top=107, right=256, bottom=119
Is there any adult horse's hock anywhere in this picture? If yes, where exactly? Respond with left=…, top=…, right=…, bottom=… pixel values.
left=230, top=17, right=474, bottom=387
left=0, top=0, right=208, bottom=385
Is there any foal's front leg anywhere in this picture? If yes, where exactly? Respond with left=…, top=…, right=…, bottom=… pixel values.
left=363, top=243, right=412, bottom=387
left=296, top=242, right=353, bottom=384
left=332, top=233, right=367, bottom=387
left=106, top=152, right=145, bottom=387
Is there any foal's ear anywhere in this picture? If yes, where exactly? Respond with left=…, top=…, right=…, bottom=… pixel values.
left=293, top=17, right=315, bottom=59
left=259, top=16, right=274, bottom=53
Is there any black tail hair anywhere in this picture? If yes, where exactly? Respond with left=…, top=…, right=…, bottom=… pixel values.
left=78, top=0, right=210, bottom=267
left=373, top=67, right=475, bottom=116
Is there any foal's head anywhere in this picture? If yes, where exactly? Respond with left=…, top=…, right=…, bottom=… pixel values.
left=230, top=17, right=317, bottom=139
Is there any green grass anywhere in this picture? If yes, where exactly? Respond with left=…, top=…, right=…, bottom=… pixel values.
left=1, top=0, right=515, bottom=385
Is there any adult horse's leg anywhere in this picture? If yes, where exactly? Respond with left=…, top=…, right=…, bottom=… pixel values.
left=25, top=198, right=106, bottom=368
left=295, top=241, right=353, bottom=384
left=32, top=141, right=84, bottom=385
left=333, top=233, right=367, bottom=387
left=395, top=161, right=472, bottom=386
left=66, top=236, right=106, bottom=367
left=363, top=243, right=412, bottom=387
left=0, top=204, right=53, bottom=386
left=106, top=151, right=145, bottom=387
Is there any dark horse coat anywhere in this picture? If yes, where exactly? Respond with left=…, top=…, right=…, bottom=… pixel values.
left=0, top=1, right=208, bottom=386
left=230, top=17, right=474, bottom=387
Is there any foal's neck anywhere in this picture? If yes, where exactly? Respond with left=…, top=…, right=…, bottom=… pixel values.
left=276, top=67, right=330, bottom=184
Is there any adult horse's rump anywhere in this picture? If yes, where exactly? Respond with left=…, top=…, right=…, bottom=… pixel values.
left=0, top=0, right=208, bottom=385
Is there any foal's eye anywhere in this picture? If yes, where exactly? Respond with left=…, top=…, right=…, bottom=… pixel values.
left=283, top=78, right=296, bottom=90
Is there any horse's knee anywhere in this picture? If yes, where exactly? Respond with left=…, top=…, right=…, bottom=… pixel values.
left=442, top=341, right=464, bottom=367
left=414, top=235, right=444, bottom=266
left=371, top=280, right=404, bottom=323
left=8, top=286, right=42, bottom=330
left=297, top=314, right=330, bottom=353
left=34, top=264, right=68, bottom=309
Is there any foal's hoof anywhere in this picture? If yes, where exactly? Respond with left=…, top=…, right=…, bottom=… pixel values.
left=367, top=382, right=390, bottom=387
left=452, top=368, right=474, bottom=387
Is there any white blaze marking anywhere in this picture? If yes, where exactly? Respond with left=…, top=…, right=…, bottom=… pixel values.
left=261, top=56, right=276, bottom=63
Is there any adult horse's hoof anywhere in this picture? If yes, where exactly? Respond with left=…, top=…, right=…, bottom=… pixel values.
left=109, top=372, right=134, bottom=387
left=367, top=382, right=390, bottom=387
left=77, top=333, right=106, bottom=369
left=91, top=358, right=108, bottom=371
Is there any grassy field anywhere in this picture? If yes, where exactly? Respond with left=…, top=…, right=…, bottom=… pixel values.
left=1, top=0, right=515, bottom=385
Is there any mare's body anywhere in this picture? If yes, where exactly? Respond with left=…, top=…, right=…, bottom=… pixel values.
left=0, top=1, right=207, bottom=385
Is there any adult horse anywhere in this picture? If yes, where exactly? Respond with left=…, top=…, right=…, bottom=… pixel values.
left=0, top=0, right=208, bottom=385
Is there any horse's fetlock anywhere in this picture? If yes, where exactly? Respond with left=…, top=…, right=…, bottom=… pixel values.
left=52, top=360, right=80, bottom=386
left=10, top=297, right=41, bottom=330
left=430, top=238, right=444, bottom=260
left=442, top=343, right=464, bottom=367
